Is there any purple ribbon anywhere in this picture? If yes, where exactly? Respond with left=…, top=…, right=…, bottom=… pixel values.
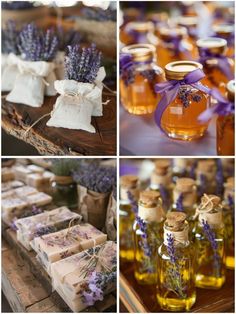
left=198, top=48, right=234, bottom=80
left=154, top=68, right=210, bottom=133
left=198, top=88, right=234, bottom=122
left=166, top=35, right=193, bottom=60
left=120, top=53, right=133, bottom=74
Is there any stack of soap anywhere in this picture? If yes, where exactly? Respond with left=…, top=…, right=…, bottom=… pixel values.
left=31, top=223, right=107, bottom=274
left=1, top=180, right=24, bottom=192
left=2, top=167, right=15, bottom=182
left=51, top=241, right=117, bottom=312
left=26, top=171, right=54, bottom=188
left=15, top=207, right=82, bottom=250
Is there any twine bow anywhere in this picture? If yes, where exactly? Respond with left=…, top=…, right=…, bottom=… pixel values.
left=193, top=194, right=221, bottom=220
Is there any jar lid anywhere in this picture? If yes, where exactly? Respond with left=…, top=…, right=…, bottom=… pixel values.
left=177, top=16, right=198, bottom=27
left=165, top=60, right=203, bottom=81
left=159, top=26, right=187, bottom=40
left=122, top=44, right=155, bottom=62
left=176, top=177, right=196, bottom=192
left=126, top=21, right=154, bottom=33
left=226, top=80, right=235, bottom=102
left=197, top=159, right=216, bottom=173
left=165, top=211, right=187, bottom=231
left=139, top=190, right=161, bottom=206
left=196, top=37, right=227, bottom=54
left=154, top=160, right=170, bottom=175
left=213, top=23, right=234, bottom=35
left=120, top=175, right=139, bottom=188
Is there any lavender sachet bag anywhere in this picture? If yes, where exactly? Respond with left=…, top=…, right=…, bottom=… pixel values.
left=6, top=23, right=58, bottom=107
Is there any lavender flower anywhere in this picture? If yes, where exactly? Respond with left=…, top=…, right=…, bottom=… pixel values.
left=199, top=174, right=207, bottom=197
left=159, top=184, right=170, bottom=209
left=2, top=1, right=34, bottom=10
left=10, top=217, right=18, bottom=231
left=80, top=7, right=116, bottom=22
left=216, top=159, right=224, bottom=196
left=166, top=233, right=177, bottom=263
left=189, top=160, right=197, bottom=179
left=65, top=44, right=101, bottom=83
left=2, top=20, right=20, bottom=55
left=175, top=193, right=184, bottom=212
left=178, top=88, right=202, bottom=108
left=127, top=191, right=138, bottom=215
left=228, top=194, right=234, bottom=208
left=18, top=23, right=58, bottom=61
left=136, top=216, right=151, bottom=258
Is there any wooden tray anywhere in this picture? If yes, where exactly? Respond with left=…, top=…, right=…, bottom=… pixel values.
left=2, top=92, right=116, bottom=156
left=2, top=228, right=116, bottom=313
left=120, top=261, right=234, bottom=313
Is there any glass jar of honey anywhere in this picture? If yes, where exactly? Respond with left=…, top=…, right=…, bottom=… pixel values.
left=156, top=26, right=194, bottom=68
left=212, top=24, right=234, bottom=57
left=197, top=37, right=234, bottom=92
left=121, top=21, right=154, bottom=45
left=158, top=61, right=211, bottom=140
left=216, top=80, right=235, bottom=156
left=120, top=44, right=164, bottom=115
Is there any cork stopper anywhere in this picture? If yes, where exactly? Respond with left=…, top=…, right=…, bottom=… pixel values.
left=120, top=175, right=139, bottom=189
left=175, top=177, right=195, bottom=192
left=165, top=212, right=187, bottom=231
left=154, top=160, right=170, bottom=175
left=139, top=190, right=161, bottom=206
left=197, top=160, right=216, bottom=173
left=225, top=177, right=234, bottom=189
left=200, top=194, right=221, bottom=212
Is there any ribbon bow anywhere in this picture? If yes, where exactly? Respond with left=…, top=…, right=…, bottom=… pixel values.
left=154, top=68, right=210, bottom=133
left=198, top=88, right=234, bottom=122
left=120, top=53, right=133, bottom=74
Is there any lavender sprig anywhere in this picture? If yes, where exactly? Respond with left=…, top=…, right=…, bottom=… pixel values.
left=65, top=44, right=101, bottom=83
left=2, top=1, right=34, bottom=10
left=175, top=193, right=184, bottom=212
left=18, top=23, right=58, bottom=61
left=127, top=191, right=138, bottom=215
left=228, top=195, right=234, bottom=208
left=80, top=7, right=116, bottom=22
left=199, top=174, right=207, bottom=197
left=2, top=20, right=20, bottom=54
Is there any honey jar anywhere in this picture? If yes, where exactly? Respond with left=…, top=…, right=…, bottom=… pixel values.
left=120, top=44, right=164, bottom=115
left=212, top=24, right=234, bottom=57
left=121, top=21, right=154, bottom=45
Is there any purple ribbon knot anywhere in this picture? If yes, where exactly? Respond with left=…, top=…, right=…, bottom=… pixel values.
left=154, top=68, right=210, bottom=133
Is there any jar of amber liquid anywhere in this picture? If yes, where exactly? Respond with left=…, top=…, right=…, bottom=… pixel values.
left=157, top=212, right=196, bottom=311
left=161, top=61, right=210, bottom=140
left=119, top=175, right=139, bottom=262
left=223, top=177, right=234, bottom=269
left=133, top=191, right=165, bottom=285
left=212, top=24, right=234, bottom=57
left=156, top=26, right=194, bottom=69
left=120, top=44, right=164, bottom=115
left=197, top=37, right=234, bottom=92
left=193, top=194, right=225, bottom=289
left=217, top=80, right=235, bottom=156
left=121, top=21, right=154, bottom=45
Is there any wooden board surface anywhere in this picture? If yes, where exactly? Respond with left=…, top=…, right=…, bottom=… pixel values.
left=2, top=92, right=116, bottom=156
left=2, top=229, right=116, bottom=313
left=120, top=261, right=235, bottom=313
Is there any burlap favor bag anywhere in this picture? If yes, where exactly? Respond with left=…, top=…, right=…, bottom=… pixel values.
left=2, top=53, right=21, bottom=92
left=6, top=59, right=56, bottom=107
left=105, top=193, right=117, bottom=241
left=46, top=79, right=103, bottom=132
left=77, top=185, right=110, bottom=230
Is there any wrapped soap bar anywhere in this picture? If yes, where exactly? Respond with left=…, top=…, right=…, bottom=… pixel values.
left=15, top=207, right=82, bottom=250
left=25, top=192, right=52, bottom=207
left=27, top=164, right=44, bottom=173
left=51, top=241, right=116, bottom=312
left=1, top=180, right=24, bottom=192
left=14, top=165, right=32, bottom=182
left=26, top=171, right=54, bottom=188
left=31, top=223, right=107, bottom=274
left=2, top=186, right=38, bottom=199
left=2, top=167, right=15, bottom=182
left=2, top=197, right=29, bottom=224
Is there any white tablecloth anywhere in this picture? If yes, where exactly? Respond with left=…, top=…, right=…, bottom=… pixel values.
left=120, top=106, right=217, bottom=156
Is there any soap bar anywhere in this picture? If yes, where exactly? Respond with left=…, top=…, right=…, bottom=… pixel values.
left=26, top=171, right=54, bottom=188
left=31, top=223, right=107, bottom=273
left=2, top=167, right=15, bottom=182
left=14, top=165, right=32, bottom=182
left=25, top=192, right=52, bottom=207
left=51, top=241, right=116, bottom=312
left=27, top=164, right=44, bottom=174
left=2, top=197, right=28, bottom=224
left=2, top=186, right=38, bottom=199
left=15, top=207, right=82, bottom=250
left=1, top=180, right=24, bottom=192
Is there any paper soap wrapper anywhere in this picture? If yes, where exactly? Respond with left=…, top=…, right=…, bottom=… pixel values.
left=1, top=180, right=24, bottom=192
left=2, top=186, right=38, bottom=199
left=2, top=167, right=15, bottom=182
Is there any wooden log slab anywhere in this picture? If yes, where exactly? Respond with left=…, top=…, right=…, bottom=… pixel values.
left=2, top=92, right=116, bottom=156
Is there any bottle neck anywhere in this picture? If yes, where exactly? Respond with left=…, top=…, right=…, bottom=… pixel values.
left=163, top=224, right=189, bottom=247
left=138, top=203, right=165, bottom=223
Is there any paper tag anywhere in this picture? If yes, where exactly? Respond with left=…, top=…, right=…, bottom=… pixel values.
left=170, top=107, right=183, bottom=115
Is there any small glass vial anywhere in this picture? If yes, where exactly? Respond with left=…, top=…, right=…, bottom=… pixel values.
left=212, top=24, right=234, bottom=58
left=196, top=160, right=217, bottom=197
left=223, top=177, right=235, bottom=269
left=172, top=178, right=197, bottom=230
left=119, top=175, right=139, bottom=262
left=120, top=44, right=164, bottom=115
left=156, top=26, right=194, bottom=69
left=197, top=37, right=234, bottom=92
left=172, top=158, right=188, bottom=183
left=122, top=21, right=154, bottom=45
left=217, top=80, right=235, bottom=156
left=193, top=194, right=226, bottom=289
left=160, top=61, right=210, bottom=141
left=133, top=190, right=165, bottom=285
left=157, top=212, right=196, bottom=311
left=149, top=160, right=173, bottom=211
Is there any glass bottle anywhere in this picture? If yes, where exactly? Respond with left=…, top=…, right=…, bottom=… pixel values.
left=156, top=26, right=194, bottom=69
left=121, top=21, right=154, bottom=45
left=160, top=61, right=210, bottom=140
left=195, top=160, right=217, bottom=197
left=193, top=194, right=226, bottom=289
left=120, top=44, right=164, bottom=115
left=197, top=37, right=234, bottom=93
left=157, top=212, right=196, bottom=311
left=217, top=80, right=235, bottom=156
left=212, top=24, right=234, bottom=58
left=171, top=178, right=197, bottom=231
left=172, top=158, right=188, bottom=183
left=133, top=190, right=165, bottom=285
left=149, top=160, right=173, bottom=211
left=119, top=175, right=139, bottom=262
left=223, top=177, right=234, bottom=269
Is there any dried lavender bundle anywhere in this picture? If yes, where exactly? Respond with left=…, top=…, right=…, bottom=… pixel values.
left=18, top=23, right=58, bottom=62
left=65, top=44, right=101, bottom=83
left=1, top=20, right=20, bottom=55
